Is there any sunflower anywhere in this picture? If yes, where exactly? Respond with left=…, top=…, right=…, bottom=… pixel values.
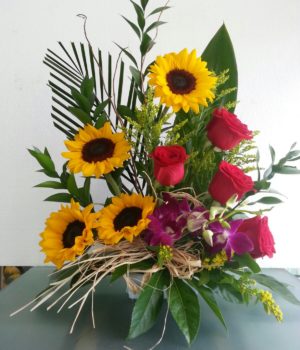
left=39, top=200, right=99, bottom=268
left=62, top=122, right=131, bottom=178
left=97, top=193, right=156, bottom=245
left=148, top=48, right=217, bottom=114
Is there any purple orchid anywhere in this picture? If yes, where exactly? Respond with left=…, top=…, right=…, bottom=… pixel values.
left=209, top=219, right=254, bottom=259
left=144, top=193, right=190, bottom=246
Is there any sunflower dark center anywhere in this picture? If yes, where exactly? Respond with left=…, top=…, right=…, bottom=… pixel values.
left=62, top=220, right=85, bottom=248
left=113, top=207, right=142, bottom=231
left=82, top=138, right=115, bottom=163
left=166, top=69, right=196, bottom=95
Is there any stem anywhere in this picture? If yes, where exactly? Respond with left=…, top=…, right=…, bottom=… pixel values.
left=105, top=173, right=121, bottom=196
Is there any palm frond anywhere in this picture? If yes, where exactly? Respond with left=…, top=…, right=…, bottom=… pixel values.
left=44, top=42, right=137, bottom=137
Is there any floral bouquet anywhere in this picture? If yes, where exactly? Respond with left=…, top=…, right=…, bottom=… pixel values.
left=15, top=0, right=300, bottom=346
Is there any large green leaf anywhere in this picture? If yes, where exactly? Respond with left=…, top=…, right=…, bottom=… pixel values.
left=192, top=283, right=226, bottom=329
left=168, top=278, right=200, bottom=345
left=252, top=273, right=300, bottom=305
left=202, top=24, right=238, bottom=111
left=127, top=270, right=169, bottom=339
left=233, top=253, right=261, bottom=273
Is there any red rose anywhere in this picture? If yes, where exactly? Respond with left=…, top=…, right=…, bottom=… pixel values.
left=206, top=107, right=252, bottom=150
left=209, top=161, right=254, bottom=205
left=150, top=145, right=188, bottom=186
left=239, top=216, right=276, bottom=259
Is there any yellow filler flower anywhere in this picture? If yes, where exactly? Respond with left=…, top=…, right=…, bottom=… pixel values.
left=148, top=49, right=217, bottom=114
left=97, top=193, right=155, bottom=245
left=39, top=200, right=99, bottom=268
left=62, top=122, right=131, bottom=178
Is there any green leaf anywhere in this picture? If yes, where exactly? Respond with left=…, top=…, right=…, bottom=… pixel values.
left=129, top=66, right=142, bottom=86
left=263, top=166, right=273, bottom=180
left=255, top=196, right=283, bottom=205
left=168, top=278, right=200, bottom=345
left=289, top=155, right=300, bottom=162
left=218, top=284, right=244, bottom=303
left=195, top=270, right=210, bottom=286
left=71, top=88, right=91, bottom=113
left=190, top=283, right=226, bottom=329
left=110, top=260, right=154, bottom=283
left=254, top=180, right=271, bottom=191
left=114, top=43, right=138, bottom=67
left=145, top=21, right=166, bottom=33
left=273, top=165, right=300, bottom=175
left=118, top=105, right=135, bottom=119
left=44, top=193, right=73, bottom=203
left=93, top=100, right=109, bottom=119
left=110, top=265, right=128, bottom=283
left=69, top=107, right=92, bottom=125
left=269, top=145, right=276, bottom=164
left=82, top=177, right=91, bottom=204
left=94, top=113, right=107, bottom=129
left=202, top=24, right=238, bottom=112
left=122, top=16, right=141, bottom=39
left=148, top=6, right=171, bottom=16
left=252, top=274, right=300, bottom=305
left=80, top=76, right=94, bottom=102
left=67, top=174, right=79, bottom=198
left=140, top=0, right=149, bottom=10
left=34, top=181, right=65, bottom=189
left=140, top=33, right=155, bottom=56
left=28, top=148, right=57, bottom=176
left=286, top=150, right=300, bottom=159
left=128, top=271, right=169, bottom=339
left=233, top=253, right=261, bottom=273
left=130, top=1, right=145, bottom=30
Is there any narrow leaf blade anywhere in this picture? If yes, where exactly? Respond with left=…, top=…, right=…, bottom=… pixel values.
left=252, top=273, right=300, bottom=305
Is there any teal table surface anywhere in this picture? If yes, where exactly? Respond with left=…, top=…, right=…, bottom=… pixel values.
left=0, top=267, right=300, bottom=350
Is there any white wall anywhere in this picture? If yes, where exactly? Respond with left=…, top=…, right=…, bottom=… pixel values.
left=0, top=0, right=299, bottom=267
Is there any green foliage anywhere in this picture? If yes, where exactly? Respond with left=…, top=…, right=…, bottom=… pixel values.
left=188, top=280, right=226, bottom=329
left=44, top=193, right=73, bottom=203
left=123, top=0, right=169, bottom=55
left=28, top=147, right=58, bottom=178
left=110, top=259, right=154, bottom=283
left=232, top=253, right=261, bottom=273
left=202, top=24, right=238, bottom=112
left=29, top=148, right=93, bottom=206
left=171, top=68, right=240, bottom=196
left=252, top=273, right=300, bottom=305
left=44, top=43, right=128, bottom=137
left=124, top=88, right=169, bottom=155
left=128, top=270, right=170, bottom=339
left=263, top=143, right=300, bottom=179
left=165, top=118, right=188, bottom=145
left=224, top=131, right=259, bottom=173
left=168, top=278, right=200, bottom=345
left=121, top=0, right=169, bottom=94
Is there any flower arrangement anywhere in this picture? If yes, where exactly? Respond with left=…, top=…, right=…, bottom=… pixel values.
left=15, top=0, right=300, bottom=346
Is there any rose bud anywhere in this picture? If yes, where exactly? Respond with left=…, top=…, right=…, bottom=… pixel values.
left=209, top=161, right=254, bottom=205
left=206, top=107, right=253, bottom=150
left=150, top=145, right=188, bottom=186
left=239, top=216, right=276, bottom=259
